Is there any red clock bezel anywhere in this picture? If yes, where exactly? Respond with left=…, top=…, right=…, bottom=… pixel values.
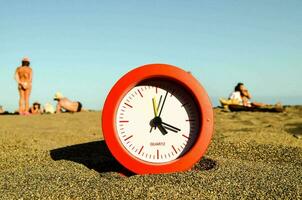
left=102, top=63, right=214, bottom=174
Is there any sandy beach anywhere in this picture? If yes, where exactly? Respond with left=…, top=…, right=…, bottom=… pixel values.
left=0, top=107, right=301, bottom=199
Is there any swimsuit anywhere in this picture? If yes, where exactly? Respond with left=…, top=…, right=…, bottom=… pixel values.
left=77, top=102, right=82, bottom=112
left=18, top=82, right=30, bottom=90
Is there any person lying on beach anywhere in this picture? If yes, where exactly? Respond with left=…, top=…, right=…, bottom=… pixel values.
left=15, top=57, right=33, bottom=115
left=53, top=92, right=82, bottom=113
left=30, top=102, right=43, bottom=114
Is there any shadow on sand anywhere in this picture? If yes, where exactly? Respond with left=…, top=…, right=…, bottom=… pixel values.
left=50, top=140, right=131, bottom=174
left=286, top=123, right=302, bottom=138
left=50, top=140, right=217, bottom=175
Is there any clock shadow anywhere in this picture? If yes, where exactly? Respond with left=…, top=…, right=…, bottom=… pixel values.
left=50, top=140, right=217, bottom=175
left=50, top=140, right=134, bottom=176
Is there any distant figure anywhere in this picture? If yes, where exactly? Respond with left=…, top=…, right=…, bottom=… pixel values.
left=30, top=102, right=42, bottom=114
left=44, top=103, right=55, bottom=114
left=54, top=92, right=82, bottom=113
left=0, top=105, right=4, bottom=114
left=229, top=83, right=265, bottom=107
left=15, top=57, right=33, bottom=115
left=220, top=82, right=283, bottom=112
left=0, top=106, right=10, bottom=115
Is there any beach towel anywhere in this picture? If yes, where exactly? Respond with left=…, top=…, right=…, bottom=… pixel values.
left=228, top=104, right=284, bottom=113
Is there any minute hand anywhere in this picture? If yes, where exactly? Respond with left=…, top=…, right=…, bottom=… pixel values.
left=158, top=91, right=168, bottom=117
left=161, top=121, right=181, bottom=132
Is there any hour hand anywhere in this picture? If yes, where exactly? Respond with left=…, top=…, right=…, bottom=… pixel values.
left=157, top=124, right=168, bottom=135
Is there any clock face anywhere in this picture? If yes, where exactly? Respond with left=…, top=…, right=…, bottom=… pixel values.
left=116, top=79, right=200, bottom=163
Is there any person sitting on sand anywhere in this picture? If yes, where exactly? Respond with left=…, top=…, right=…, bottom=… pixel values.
left=15, top=57, right=33, bottom=115
left=220, top=82, right=283, bottom=111
left=54, top=92, right=82, bottom=113
left=220, top=82, right=266, bottom=107
left=30, top=102, right=43, bottom=114
left=229, top=82, right=265, bottom=107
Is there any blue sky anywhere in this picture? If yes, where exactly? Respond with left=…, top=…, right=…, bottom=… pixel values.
left=0, top=0, right=301, bottom=111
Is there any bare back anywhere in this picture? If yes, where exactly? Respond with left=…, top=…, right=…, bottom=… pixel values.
left=16, top=66, right=32, bottom=90
left=57, top=98, right=79, bottom=113
left=17, top=66, right=32, bottom=81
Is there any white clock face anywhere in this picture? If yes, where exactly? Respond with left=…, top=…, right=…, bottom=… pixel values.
left=116, top=79, right=200, bottom=163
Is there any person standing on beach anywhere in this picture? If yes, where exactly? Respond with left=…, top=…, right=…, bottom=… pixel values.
left=15, top=57, right=33, bottom=115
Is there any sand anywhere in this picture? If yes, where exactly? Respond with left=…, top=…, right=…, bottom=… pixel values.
left=0, top=107, right=301, bottom=199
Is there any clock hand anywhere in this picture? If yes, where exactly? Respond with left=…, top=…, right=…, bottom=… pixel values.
left=150, top=97, right=158, bottom=133
left=150, top=96, right=169, bottom=135
left=150, top=95, right=164, bottom=133
left=157, top=123, right=168, bottom=135
left=152, top=97, right=158, bottom=117
left=150, top=116, right=168, bottom=135
left=149, top=126, right=154, bottom=133
left=158, top=91, right=168, bottom=117
left=161, top=121, right=181, bottom=132
left=162, top=125, right=178, bottom=133
left=157, top=95, right=162, bottom=113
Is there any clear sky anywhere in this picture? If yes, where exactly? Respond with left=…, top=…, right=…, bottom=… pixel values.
left=1, top=0, right=301, bottom=111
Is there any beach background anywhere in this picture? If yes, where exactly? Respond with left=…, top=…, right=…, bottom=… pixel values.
left=0, top=1, right=301, bottom=112
left=1, top=1, right=302, bottom=199
left=0, top=107, right=301, bottom=199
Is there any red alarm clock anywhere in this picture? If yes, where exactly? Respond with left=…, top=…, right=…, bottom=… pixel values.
left=102, top=64, right=213, bottom=174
